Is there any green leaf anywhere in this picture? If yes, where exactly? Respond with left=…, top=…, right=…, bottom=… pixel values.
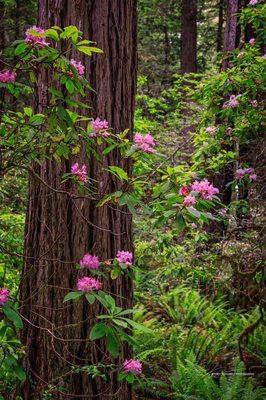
left=77, top=46, right=93, bottom=56
left=87, top=47, right=103, bottom=54
left=24, top=107, right=32, bottom=117
left=45, top=28, right=59, bottom=41
left=3, top=304, right=23, bottom=329
left=108, top=166, right=128, bottom=181
left=14, top=365, right=26, bottom=381
left=113, top=318, right=128, bottom=328
left=85, top=293, right=95, bottom=304
left=15, top=42, right=27, bottom=55
left=122, top=318, right=152, bottom=333
left=90, top=323, right=108, bottom=340
left=65, top=79, right=75, bottom=94
left=106, top=329, right=120, bottom=358
left=63, top=291, right=83, bottom=303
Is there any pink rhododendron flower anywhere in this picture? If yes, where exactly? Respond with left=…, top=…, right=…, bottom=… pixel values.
left=77, top=277, right=102, bottom=292
left=191, top=179, right=219, bottom=200
left=236, top=167, right=257, bottom=181
left=206, top=126, right=216, bottom=135
left=0, top=70, right=16, bottom=83
left=248, top=0, right=258, bottom=5
left=183, top=195, right=196, bottom=207
left=70, top=59, right=85, bottom=75
left=223, top=95, right=240, bottom=109
left=236, top=168, right=246, bottom=179
left=0, top=288, right=9, bottom=306
left=91, top=118, right=109, bottom=137
left=249, top=38, right=256, bottom=46
left=123, top=359, right=142, bottom=375
left=134, top=133, right=156, bottom=153
left=80, top=253, right=100, bottom=269
left=226, top=127, right=233, bottom=135
left=71, top=163, right=88, bottom=182
left=25, top=26, right=49, bottom=47
left=179, top=186, right=189, bottom=196
left=191, top=223, right=197, bottom=229
left=116, top=251, right=133, bottom=266
left=251, top=100, right=258, bottom=107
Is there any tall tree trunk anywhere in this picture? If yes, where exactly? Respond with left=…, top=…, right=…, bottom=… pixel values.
left=217, top=0, right=224, bottom=53
left=222, top=0, right=240, bottom=70
left=180, top=0, right=197, bottom=73
left=20, top=1, right=137, bottom=399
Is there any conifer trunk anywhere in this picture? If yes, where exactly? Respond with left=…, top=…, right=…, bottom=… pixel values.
left=180, top=0, right=197, bottom=73
left=20, top=1, right=137, bottom=399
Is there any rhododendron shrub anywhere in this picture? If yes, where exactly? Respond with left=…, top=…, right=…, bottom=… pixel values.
left=0, top=23, right=223, bottom=390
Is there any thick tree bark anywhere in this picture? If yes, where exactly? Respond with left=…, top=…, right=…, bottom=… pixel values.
left=180, top=0, right=197, bottom=74
left=217, top=0, right=224, bottom=53
left=222, top=0, right=240, bottom=70
left=20, top=1, right=137, bottom=399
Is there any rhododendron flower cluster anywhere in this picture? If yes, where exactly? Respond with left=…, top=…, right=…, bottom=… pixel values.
left=70, top=59, right=85, bottom=75
left=116, top=251, right=133, bottom=266
left=80, top=253, right=100, bottom=269
left=179, top=186, right=189, bottom=196
left=223, top=95, right=240, bottom=109
left=191, top=179, right=219, bottom=200
left=183, top=195, right=196, bottom=207
left=249, top=0, right=258, bottom=5
left=0, top=70, right=16, bottom=83
left=249, top=38, right=256, bottom=46
left=0, top=288, right=9, bottom=306
left=123, top=359, right=142, bottom=375
left=206, top=126, right=217, bottom=135
left=236, top=167, right=257, bottom=181
left=25, top=26, right=49, bottom=47
left=71, top=163, right=88, bottom=182
left=77, top=277, right=102, bottom=292
left=91, top=118, right=109, bottom=137
left=134, top=133, right=156, bottom=153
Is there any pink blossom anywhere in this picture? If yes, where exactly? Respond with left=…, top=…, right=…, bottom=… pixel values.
left=123, top=359, right=142, bottom=375
left=236, top=168, right=246, bottom=179
left=191, top=179, right=219, bottom=200
left=80, top=253, right=100, bottom=269
left=91, top=118, right=109, bottom=137
left=249, top=38, right=256, bottom=46
left=251, top=100, right=258, bottom=107
left=70, top=59, right=85, bottom=75
left=0, top=70, right=16, bottom=83
left=223, top=95, right=240, bottom=109
left=116, top=251, right=133, bottom=266
left=249, top=173, right=257, bottom=181
left=77, top=277, right=102, bottom=292
left=226, top=127, right=233, bottom=135
left=71, top=163, right=88, bottom=183
left=191, top=223, right=197, bottom=229
left=0, top=288, right=9, bottom=306
left=206, top=126, right=216, bottom=135
left=179, top=186, right=189, bottom=196
left=25, top=26, right=49, bottom=47
left=183, top=195, right=196, bottom=207
left=248, top=0, right=258, bottom=5
left=134, top=133, right=156, bottom=153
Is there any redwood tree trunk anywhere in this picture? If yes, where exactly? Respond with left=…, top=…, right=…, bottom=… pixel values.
left=20, top=1, right=137, bottom=399
left=180, top=0, right=197, bottom=73
left=222, top=0, right=240, bottom=70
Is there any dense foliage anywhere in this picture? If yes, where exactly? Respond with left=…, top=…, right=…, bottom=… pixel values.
left=0, top=0, right=265, bottom=399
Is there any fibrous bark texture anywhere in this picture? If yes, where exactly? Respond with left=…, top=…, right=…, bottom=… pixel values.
left=20, top=1, right=137, bottom=399
left=180, top=0, right=197, bottom=73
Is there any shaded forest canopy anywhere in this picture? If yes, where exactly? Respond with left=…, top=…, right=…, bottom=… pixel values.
left=0, top=0, right=265, bottom=399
